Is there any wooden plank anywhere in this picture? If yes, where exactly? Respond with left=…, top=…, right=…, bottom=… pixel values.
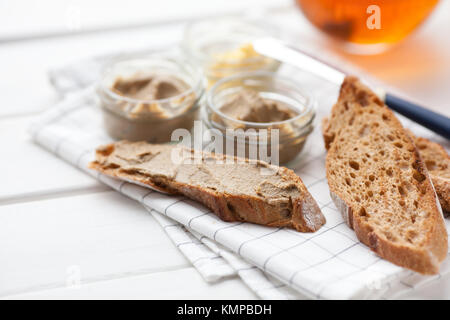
left=0, top=0, right=288, bottom=41
left=0, top=24, right=182, bottom=117
left=0, top=116, right=104, bottom=203
left=0, top=191, right=190, bottom=297
left=6, top=267, right=257, bottom=300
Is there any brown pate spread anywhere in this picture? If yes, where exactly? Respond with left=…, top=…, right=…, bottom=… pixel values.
left=101, top=73, right=197, bottom=143
left=212, top=89, right=307, bottom=164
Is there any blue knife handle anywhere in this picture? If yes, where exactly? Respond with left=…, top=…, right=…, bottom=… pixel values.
left=385, top=93, right=450, bottom=140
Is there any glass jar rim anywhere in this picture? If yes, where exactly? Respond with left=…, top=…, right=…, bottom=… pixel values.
left=99, top=55, right=205, bottom=105
left=204, top=56, right=281, bottom=74
left=206, top=70, right=316, bottom=128
left=183, top=18, right=279, bottom=65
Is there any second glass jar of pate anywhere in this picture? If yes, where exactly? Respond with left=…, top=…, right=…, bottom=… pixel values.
left=202, top=71, right=316, bottom=165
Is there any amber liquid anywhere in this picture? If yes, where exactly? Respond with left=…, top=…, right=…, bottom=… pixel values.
left=296, top=0, right=439, bottom=45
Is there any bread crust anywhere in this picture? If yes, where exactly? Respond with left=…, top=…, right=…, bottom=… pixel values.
left=412, top=136, right=450, bottom=212
left=324, top=76, right=448, bottom=274
left=89, top=143, right=325, bottom=233
left=433, top=176, right=450, bottom=212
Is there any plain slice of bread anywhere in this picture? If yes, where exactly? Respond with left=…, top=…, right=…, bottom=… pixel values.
left=323, top=76, right=447, bottom=274
left=89, top=141, right=326, bottom=232
left=412, top=135, right=450, bottom=213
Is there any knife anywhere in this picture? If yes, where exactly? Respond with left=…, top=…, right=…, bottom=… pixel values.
left=253, top=38, right=450, bottom=140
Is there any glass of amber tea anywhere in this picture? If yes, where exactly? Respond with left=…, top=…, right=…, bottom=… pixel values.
left=295, top=0, right=440, bottom=53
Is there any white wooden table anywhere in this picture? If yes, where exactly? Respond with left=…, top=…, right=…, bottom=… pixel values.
left=1, top=0, right=449, bottom=299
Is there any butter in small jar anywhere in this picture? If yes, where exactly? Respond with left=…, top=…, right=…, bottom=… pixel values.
left=98, top=56, right=204, bottom=143
left=182, top=19, right=281, bottom=86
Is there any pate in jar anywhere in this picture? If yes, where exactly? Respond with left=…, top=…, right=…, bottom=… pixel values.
left=98, top=56, right=204, bottom=143
left=203, top=71, right=315, bottom=165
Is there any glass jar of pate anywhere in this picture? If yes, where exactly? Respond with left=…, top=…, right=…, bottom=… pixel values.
left=98, top=56, right=205, bottom=143
left=182, top=18, right=281, bottom=86
left=202, top=71, right=315, bottom=165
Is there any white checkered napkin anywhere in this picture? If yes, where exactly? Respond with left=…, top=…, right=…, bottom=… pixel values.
left=187, top=227, right=305, bottom=300
left=148, top=207, right=304, bottom=299
left=30, top=77, right=450, bottom=299
left=146, top=206, right=237, bottom=283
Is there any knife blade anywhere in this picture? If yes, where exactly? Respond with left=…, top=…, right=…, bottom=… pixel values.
left=253, top=37, right=450, bottom=140
left=253, top=37, right=346, bottom=85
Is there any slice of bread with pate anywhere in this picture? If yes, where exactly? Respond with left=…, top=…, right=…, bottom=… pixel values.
left=89, top=141, right=326, bottom=232
left=322, top=76, right=447, bottom=274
